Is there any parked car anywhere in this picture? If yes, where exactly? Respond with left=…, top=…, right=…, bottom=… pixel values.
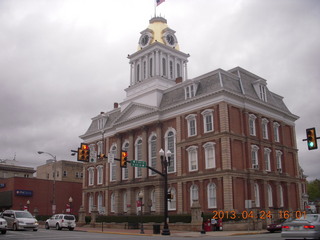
left=2, top=210, right=38, bottom=231
left=45, top=214, right=76, bottom=230
left=281, top=214, right=320, bottom=239
left=267, top=218, right=287, bottom=233
left=0, top=216, right=7, bottom=234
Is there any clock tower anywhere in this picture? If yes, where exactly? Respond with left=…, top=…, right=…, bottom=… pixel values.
left=122, top=17, right=190, bottom=109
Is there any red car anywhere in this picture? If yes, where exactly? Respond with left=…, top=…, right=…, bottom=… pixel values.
left=267, top=218, right=287, bottom=233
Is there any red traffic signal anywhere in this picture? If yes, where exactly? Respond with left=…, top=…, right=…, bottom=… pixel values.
left=306, top=128, right=318, bottom=150
left=120, top=151, right=128, bottom=168
left=77, top=143, right=90, bottom=161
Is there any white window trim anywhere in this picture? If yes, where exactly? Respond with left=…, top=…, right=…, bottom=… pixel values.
left=186, top=146, right=198, bottom=172
left=264, top=148, right=271, bottom=172
left=123, top=192, right=128, bottom=213
left=201, top=109, right=214, bottom=133
left=110, top=144, right=117, bottom=182
left=148, top=133, right=157, bottom=176
left=262, top=118, right=269, bottom=139
left=254, top=183, right=260, bottom=208
left=207, top=183, right=217, bottom=209
left=267, top=184, right=273, bottom=207
left=96, top=165, right=103, bottom=185
left=190, top=184, right=199, bottom=206
left=276, top=150, right=283, bottom=173
left=186, top=114, right=197, bottom=137
left=279, top=185, right=284, bottom=207
left=273, top=122, right=280, bottom=142
left=249, top=114, right=257, bottom=136
left=150, top=190, right=156, bottom=212
left=184, top=84, right=197, bottom=99
left=251, top=145, right=259, bottom=168
left=168, top=187, right=176, bottom=211
left=135, top=137, right=143, bottom=178
left=165, top=128, right=176, bottom=173
left=88, top=167, right=94, bottom=186
left=203, top=142, right=216, bottom=169
left=110, top=193, right=115, bottom=213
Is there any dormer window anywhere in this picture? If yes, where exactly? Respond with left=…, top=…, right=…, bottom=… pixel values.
left=259, top=85, right=267, bottom=102
left=253, top=79, right=268, bottom=102
left=98, top=117, right=107, bottom=130
left=185, top=83, right=197, bottom=99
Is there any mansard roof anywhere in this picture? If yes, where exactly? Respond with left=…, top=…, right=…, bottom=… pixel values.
left=81, top=66, right=297, bottom=139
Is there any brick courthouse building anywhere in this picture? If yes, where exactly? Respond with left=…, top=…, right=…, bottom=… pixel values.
left=79, top=17, right=307, bottom=217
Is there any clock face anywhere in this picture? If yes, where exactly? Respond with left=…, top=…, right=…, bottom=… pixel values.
left=166, top=34, right=175, bottom=46
left=141, top=34, right=150, bottom=47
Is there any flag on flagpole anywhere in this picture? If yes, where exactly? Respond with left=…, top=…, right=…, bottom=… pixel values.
left=156, top=0, right=165, bottom=6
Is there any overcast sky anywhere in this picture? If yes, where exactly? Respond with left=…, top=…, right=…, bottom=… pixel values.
left=0, top=0, right=319, bottom=180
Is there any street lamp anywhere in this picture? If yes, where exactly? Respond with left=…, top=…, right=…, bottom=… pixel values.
left=38, top=151, right=57, bottom=214
left=138, top=191, right=144, bottom=234
left=69, top=197, right=73, bottom=214
left=159, top=148, right=171, bottom=235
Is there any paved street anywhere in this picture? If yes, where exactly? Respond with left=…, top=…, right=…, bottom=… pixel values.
left=0, top=228, right=282, bottom=240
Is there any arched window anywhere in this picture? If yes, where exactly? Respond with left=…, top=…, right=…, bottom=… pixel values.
left=190, top=184, right=199, bottom=206
left=203, top=142, right=216, bottom=169
left=162, top=58, right=166, bottom=77
left=148, top=134, right=157, bottom=176
left=165, top=128, right=176, bottom=173
left=88, top=167, right=94, bottom=186
left=267, top=184, right=273, bottom=207
left=135, top=138, right=143, bottom=178
left=169, top=60, right=173, bottom=79
left=123, top=192, right=128, bottom=213
left=187, top=146, right=198, bottom=172
left=143, top=61, right=146, bottom=79
left=168, top=187, right=176, bottom=210
left=177, top=63, right=181, bottom=77
left=136, top=64, right=140, bottom=82
left=98, top=192, right=103, bottom=214
left=249, top=114, right=257, bottom=136
left=110, top=193, right=115, bottom=213
left=149, top=58, right=153, bottom=77
left=110, top=144, right=117, bottom=181
left=254, top=183, right=260, bottom=208
left=96, top=165, right=103, bottom=185
left=279, top=185, right=284, bottom=207
left=88, top=193, right=93, bottom=213
left=150, top=189, right=156, bottom=212
left=207, top=183, right=217, bottom=208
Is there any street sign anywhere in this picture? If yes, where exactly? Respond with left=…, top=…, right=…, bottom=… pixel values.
left=131, top=160, right=147, bottom=168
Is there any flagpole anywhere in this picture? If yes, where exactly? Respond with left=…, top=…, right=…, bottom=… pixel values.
left=154, top=0, right=157, bottom=17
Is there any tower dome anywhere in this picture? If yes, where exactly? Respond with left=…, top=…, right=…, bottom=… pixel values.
left=138, top=17, right=180, bottom=50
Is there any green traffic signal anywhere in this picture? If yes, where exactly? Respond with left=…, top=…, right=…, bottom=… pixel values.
left=306, top=128, right=318, bottom=150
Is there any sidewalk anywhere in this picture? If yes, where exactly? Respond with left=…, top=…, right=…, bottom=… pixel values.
left=76, top=225, right=267, bottom=238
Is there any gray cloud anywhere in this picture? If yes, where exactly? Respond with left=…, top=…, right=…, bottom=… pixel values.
left=0, top=0, right=319, bottom=180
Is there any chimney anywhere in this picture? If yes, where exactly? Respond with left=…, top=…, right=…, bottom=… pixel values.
left=175, top=77, right=182, bottom=84
left=114, top=102, right=119, bottom=109
left=100, top=112, right=105, bottom=115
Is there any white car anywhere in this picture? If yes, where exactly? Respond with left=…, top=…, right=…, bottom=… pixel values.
left=0, top=217, right=7, bottom=234
left=282, top=214, right=320, bottom=240
left=45, top=214, right=76, bottom=231
left=2, top=210, right=38, bottom=231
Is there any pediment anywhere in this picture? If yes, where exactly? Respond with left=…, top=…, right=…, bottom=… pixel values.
left=115, top=102, right=157, bottom=124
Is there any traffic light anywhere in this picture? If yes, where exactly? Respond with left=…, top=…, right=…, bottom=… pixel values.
left=77, top=143, right=90, bottom=161
left=120, top=150, right=128, bottom=168
left=167, top=192, right=173, bottom=200
left=306, top=128, right=318, bottom=150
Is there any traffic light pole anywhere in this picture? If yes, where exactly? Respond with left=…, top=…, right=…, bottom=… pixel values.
left=99, top=154, right=170, bottom=234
